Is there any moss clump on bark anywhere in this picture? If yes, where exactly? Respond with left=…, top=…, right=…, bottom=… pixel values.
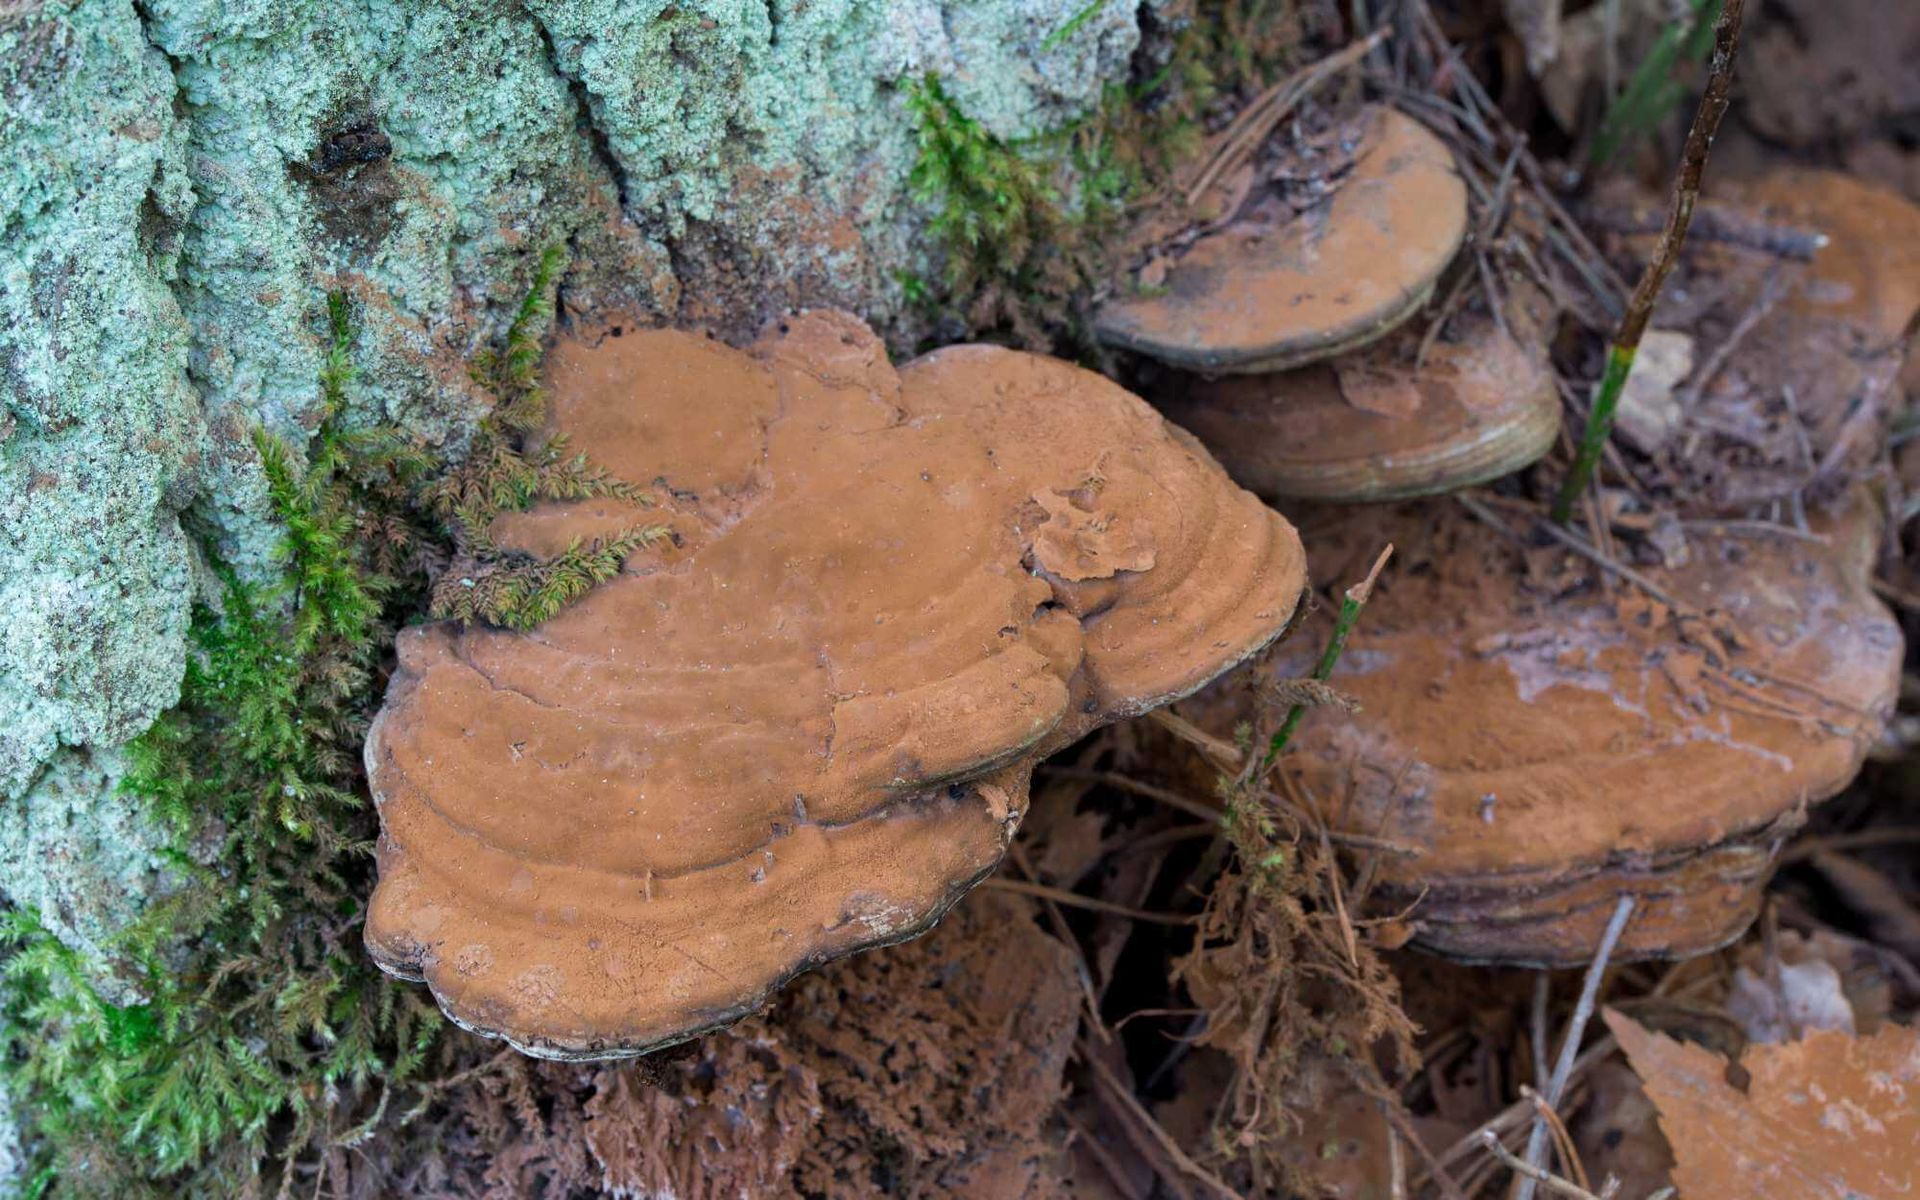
left=0, top=270, right=647, bottom=1196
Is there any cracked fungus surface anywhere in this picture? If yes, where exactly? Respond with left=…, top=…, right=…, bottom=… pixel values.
left=364, top=309, right=1305, bottom=1058
left=1094, top=105, right=1468, bottom=374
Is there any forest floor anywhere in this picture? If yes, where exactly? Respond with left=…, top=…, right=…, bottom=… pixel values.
left=11, top=1, right=1919, bottom=1197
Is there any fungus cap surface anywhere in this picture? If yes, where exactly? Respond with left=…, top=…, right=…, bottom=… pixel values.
left=1737, top=169, right=1920, bottom=344
left=1256, top=497, right=1899, bottom=966
left=1094, top=106, right=1469, bottom=374
left=363, top=311, right=1306, bottom=1057
left=1154, top=302, right=1559, bottom=502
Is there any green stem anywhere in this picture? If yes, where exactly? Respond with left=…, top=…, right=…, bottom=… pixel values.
left=1551, top=0, right=1746, bottom=528
left=1551, top=342, right=1637, bottom=524
left=1261, top=545, right=1392, bottom=770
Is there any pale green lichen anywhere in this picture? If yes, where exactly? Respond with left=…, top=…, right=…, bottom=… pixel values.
left=0, top=1, right=204, bottom=800
left=0, top=747, right=188, bottom=1005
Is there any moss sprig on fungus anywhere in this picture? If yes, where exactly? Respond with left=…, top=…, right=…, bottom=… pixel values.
left=0, top=260, right=647, bottom=1196
left=422, top=243, right=667, bottom=628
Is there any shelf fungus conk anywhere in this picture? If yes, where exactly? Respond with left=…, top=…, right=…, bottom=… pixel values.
left=363, top=310, right=1306, bottom=1059
left=1154, top=300, right=1561, bottom=502
left=1261, top=498, right=1900, bottom=966
left=1094, top=105, right=1469, bottom=374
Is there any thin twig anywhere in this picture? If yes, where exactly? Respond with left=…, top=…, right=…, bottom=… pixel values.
left=1184, top=31, right=1389, bottom=204
left=1376, top=1086, right=1471, bottom=1200
left=1516, top=896, right=1636, bottom=1200
left=1678, top=518, right=1828, bottom=545
left=1521, top=1085, right=1592, bottom=1193
left=1584, top=201, right=1827, bottom=261
left=1387, top=1111, right=1409, bottom=1200
left=1777, top=826, right=1920, bottom=865
left=1680, top=264, right=1786, bottom=406
left=1455, top=493, right=1692, bottom=613
left=1080, top=1042, right=1245, bottom=1200
left=981, top=879, right=1195, bottom=926
left=1531, top=974, right=1552, bottom=1093
left=1035, top=765, right=1422, bottom=856
left=1553, top=0, right=1749, bottom=523
left=1040, top=765, right=1222, bottom=823
left=1482, top=1132, right=1606, bottom=1200
left=1145, top=708, right=1245, bottom=771
left=1007, top=843, right=1113, bottom=1043
left=1430, top=1036, right=1618, bottom=1174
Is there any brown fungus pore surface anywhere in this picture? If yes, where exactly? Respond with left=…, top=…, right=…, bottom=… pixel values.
left=1153, top=295, right=1560, bottom=502
left=1094, top=105, right=1469, bottom=374
left=363, top=309, right=1306, bottom=1058
left=1243, top=497, right=1901, bottom=966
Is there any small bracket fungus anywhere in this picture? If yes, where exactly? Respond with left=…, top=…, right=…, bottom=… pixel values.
left=1153, top=298, right=1561, bottom=502
left=1253, top=496, right=1900, bottom=966
left=1094, top=106, right=1470, bottom=374
left=364, top=310, right=1306, bottom=1058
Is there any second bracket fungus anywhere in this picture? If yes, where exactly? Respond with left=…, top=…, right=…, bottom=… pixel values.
left=1154, top=298, right=1562, bottom=502
left=363, top=311, right=1306, bottom=1059
left=1259, top=499, right=1900, bottom=966
left=1094, top=105, right=1470, bottom=374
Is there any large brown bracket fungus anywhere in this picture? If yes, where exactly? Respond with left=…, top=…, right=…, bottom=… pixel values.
left=1258, top=498, right=1900, bottom=967
left=364, top=310, right=1306, bottom=1059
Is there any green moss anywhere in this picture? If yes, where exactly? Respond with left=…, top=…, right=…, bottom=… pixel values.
left=908, top=73, right=1062, bottom=297
left=0, top=265, right=641, bottom=1194
left=1591, top=0, right=1721, bottom=166
left=421, top=244, right=666, bottom=630
left=902, top=0, right=1303, bottom=350
left=0, top=296, right=441, bottom=1195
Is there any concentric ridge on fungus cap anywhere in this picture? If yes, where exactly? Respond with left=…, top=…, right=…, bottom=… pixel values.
left=1156, top=300, right=1561, bottom=502
left=363, top=310, right=1306, bottom=1059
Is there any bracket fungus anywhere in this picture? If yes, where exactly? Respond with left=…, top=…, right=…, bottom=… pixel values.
left=1733, top=169, right=1920, bottom=347
left=1160, top=179, right=1916, bottom=966
left=363, top=310, right=1306, bottom=1058
left=1153, top=298, right=1561, bottom=502
left=1246, top=495, right=1900, bottom=967
left=1094, top=105, right=1469, bottom=374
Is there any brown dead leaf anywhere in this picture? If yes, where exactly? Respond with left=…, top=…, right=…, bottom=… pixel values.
left=1606, top=1007, right=1920, bottom=1199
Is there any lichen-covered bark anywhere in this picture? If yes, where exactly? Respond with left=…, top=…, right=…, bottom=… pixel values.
left=1, top=2, right=202, bottom=802
left=1, top=0, right=1161, bottom=944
